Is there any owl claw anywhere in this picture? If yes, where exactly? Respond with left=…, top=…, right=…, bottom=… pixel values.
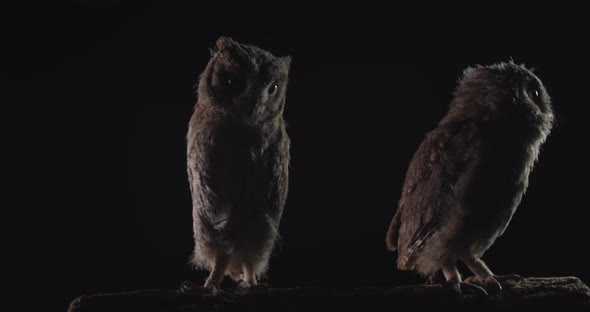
left=179, top=280, right=197, bottom=293
left=461, top=282, right=489, bottom=296
left=444, top=281, right=489, bottom=297
left=235, top=280, right=252, bottom=294
left=494, top=274, right=524, bottom=283
left=425, top=272, right=445, bottom=285
left=235, top=281, right=268, bottom=294
left=208, top=285, right=222, bottom=295
left=178, top=280, right=220, bottom=295
left=464, top=275, right=502, bottom=294
left=448, top=283, right=462, bottom=296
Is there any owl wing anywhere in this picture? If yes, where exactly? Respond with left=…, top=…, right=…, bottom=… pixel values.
left=235, top=130, right=290, bottom=237
left=391, top=120, right=481, bottom=269
left=260, top=131, right=290, bottom=229
left=188, top=121, right=288, bottom=231
left=187, top=121, right=256, bottom=228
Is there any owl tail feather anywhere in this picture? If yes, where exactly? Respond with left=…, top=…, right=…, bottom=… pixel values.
left=385, top=210, right=401, bottom=252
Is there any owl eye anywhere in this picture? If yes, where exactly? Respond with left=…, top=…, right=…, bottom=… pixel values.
left=218, top=75, right=244, bottom=94
left=268, top=83, right=279, bottom=97
left=528, top=88, right=540, bottom=102
left=226, top=78, right=234, bottom=88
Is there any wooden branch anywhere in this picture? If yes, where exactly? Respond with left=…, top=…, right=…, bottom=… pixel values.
left=68, top=276, right=590, bottom=312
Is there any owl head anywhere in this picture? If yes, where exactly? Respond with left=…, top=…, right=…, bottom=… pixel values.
left=448, top=61, right=553, bottom=125
left=196, top=37, right=292, bottom=123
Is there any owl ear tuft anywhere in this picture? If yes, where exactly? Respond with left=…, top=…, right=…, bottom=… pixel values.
left=281, top=56, right=292, bottom=68
left=460, top=66, right=477, bottom=82
left=214, top=36, right=238, bottom=53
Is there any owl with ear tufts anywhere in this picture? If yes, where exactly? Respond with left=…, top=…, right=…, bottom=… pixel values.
left=185, top=37, right=291, bottom=291
left=385, top=62, right=554, bottom=295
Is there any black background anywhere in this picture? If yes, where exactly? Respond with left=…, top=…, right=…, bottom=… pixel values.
left=4, top=2, right=590, bottom=311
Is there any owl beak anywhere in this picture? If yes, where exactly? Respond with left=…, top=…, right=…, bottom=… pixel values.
left=236, top=95, right=259, bottom=116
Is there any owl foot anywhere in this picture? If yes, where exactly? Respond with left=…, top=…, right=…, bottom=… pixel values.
left=249, top=282, right=268, bottom=293
left=489, top=274, right=525, bottom=289
left=235, top=281, right=268, bottom=294
left=444, top=281, right=489, bottom=297
left=464, top=275, right=502, bottom=294
left=425, top=271, right=445, bottom=285
left=179, top=280, right=197, bottom=293
left=494, top=274, right=524, bottom=283
left=179, top=280, right=220, bottom=295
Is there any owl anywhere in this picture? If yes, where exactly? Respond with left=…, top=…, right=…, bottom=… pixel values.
left=186, top=37, right=291, bottom=291
left=385, top=62, right=554, bottom=295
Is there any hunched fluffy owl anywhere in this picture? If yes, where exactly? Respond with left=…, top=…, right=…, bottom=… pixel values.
left=186, top=37, right=291, bottom=290
left=385, top=62, right=554, bottom=294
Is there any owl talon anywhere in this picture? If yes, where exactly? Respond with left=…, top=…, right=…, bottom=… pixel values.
left=179, top=280, right=197, bottom=293
left=490, top=274, right=525, bottom=289
left=460, top=282, right=489, bottom=297
left=464, top=276, right=502, bottom=294
left=426, top=272, right=445, bottom=285
left=249, top=283, right=268, bottom=294
left=206, top=285, right=221, bottom=295
left=235, top=280, right=251, bottom=293
left=448, top=283, right=462, bottom=296
left=179, top=281, right=220, bottom=295
left=236, top=281, right=268, bottom=294
left=444, top=281, right=488, bottom=297
left=494, top=274, right=524, bottom=283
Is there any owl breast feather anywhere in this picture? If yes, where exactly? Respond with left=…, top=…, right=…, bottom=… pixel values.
left=188, top=115, right=288, bottom=243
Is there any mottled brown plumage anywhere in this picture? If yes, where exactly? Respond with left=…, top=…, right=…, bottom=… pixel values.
left=186, top=37, right=291, bottom=290
left=386, top=62, right=554, bottom=294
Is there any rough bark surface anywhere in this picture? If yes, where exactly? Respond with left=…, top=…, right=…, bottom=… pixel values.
left=68, top=276, right=590, bottom=312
